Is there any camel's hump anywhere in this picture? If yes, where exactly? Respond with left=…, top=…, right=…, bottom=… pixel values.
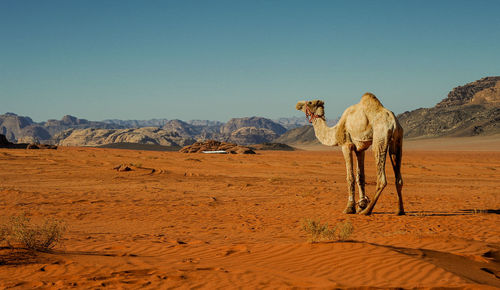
left=360, top=92, right=383, bottom=109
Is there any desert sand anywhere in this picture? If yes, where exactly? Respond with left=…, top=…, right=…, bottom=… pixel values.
left=0, top=138, right=499, bottom=289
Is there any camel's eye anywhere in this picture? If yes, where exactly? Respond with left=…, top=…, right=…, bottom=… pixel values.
left=307, top=101, right=312, bottom=105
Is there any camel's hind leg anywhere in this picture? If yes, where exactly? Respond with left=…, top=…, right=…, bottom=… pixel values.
left=359, top=139, right=388, bottom=216
left=390, top=136, right=405, bottom=215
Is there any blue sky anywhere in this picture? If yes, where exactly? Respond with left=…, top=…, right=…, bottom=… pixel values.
left=1, top=0, right=499, bottom=122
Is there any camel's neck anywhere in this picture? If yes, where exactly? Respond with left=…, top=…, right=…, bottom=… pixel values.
left=311, top=118, right=338, bottom=146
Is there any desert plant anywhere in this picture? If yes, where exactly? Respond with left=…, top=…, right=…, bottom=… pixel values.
left=301, top=218, right=353, bottom=242
left=5, top=214, right=66, bottom=252
left=336, top=220, right=354, bottom=240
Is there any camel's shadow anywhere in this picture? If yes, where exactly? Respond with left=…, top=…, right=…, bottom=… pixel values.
left=373, top=209, right=500, bottom=216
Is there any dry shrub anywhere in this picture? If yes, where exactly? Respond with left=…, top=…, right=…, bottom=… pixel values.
left=2, top=214, right=66, bottom=252
left=337, top=220, right=354, bottom=240
left=301, top=218, right=353, bottom=242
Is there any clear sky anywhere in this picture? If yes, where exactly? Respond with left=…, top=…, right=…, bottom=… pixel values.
left=1, top=0, right=499, bottom=122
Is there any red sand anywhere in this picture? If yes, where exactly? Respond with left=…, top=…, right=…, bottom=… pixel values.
left=0, top=139, right=499, bottom=288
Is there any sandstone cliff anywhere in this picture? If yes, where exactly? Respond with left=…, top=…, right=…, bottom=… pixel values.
left=398, top=76, right=500, bottom=138
left=220, top=117, right=286, bottom=136
left=55, top=127, right=195, bottom=147
left=228, top=127, right=278, bottom=145
left=0, top=113, right=50, bottom=142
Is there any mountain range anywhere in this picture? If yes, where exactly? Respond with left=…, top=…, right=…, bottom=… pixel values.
left=0, top=112, right=310, bottom=146
left=2, top=76, right=498, bottom=147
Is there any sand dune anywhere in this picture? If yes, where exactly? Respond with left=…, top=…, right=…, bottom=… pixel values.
left=0, top=138, right=499, bottom=288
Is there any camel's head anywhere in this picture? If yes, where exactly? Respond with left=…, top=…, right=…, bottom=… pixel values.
left=296, top=100, right=325, bottom=122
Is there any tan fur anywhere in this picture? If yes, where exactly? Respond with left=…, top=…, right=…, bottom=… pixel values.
left=360, top=93, right=383, bottom=112
left=335, top=117, right=347, bottom=145
left=296, top=93, right=405, bottom=216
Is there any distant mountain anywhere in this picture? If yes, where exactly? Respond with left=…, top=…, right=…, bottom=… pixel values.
left=436, top=76, right=500, bottom=108
left=398, top=76, right=500, bottom=138
left=44, top=115, right=122, bottom=136
left=0, top=113, right=123, bottom=143
left=102, top=118, right=170, bottom=128
left=274, top=125, right=319, bottom=145
left=273, top=116, right=310, bottom=130
left=47, top=116, right=291, bottom=146
left=228, top=127, right=278, bottom=145
left=186, top=120, right=224, bottom=127
left=162, top=119, right=223, bottom=140
left=102, top=118, right=224, bottom=128
left=0, top=113, right=50, bottom=142
left=54, top=127, right=195, bottom=147
left=220, top=117, right=286, bottom=136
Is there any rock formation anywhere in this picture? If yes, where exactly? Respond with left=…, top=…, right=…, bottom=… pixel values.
left=398, top=76, right=500, bottom=138
left=55, top=127, right=195, bottom=147
left=436, top=76, right=500, bottom=107
left=0, top=113, right=50, bottom=142
left=0, top=133, right=56, bottom=149
left=274, top=125, right=319, bottom=145
left=228, top=127, right=277, bottom=145
left=179, top=140, right=255, bottom=154
left=1, top=112, right=290, bottom=146
left=43, top=115, right=122, bottom=136
left=220, top=117, right=286, bottom=136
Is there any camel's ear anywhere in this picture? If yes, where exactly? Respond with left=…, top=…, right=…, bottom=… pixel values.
left=313, top=100, right=324, bottom=107
left=296, top=101, right=305, bottom=111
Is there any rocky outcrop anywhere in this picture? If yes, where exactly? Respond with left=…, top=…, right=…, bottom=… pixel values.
left=0, top=133, right=56, bottom=149
left=274, top=125, right=319, bottom=145
left=159, top=117, right=287, bottom=145
left=398, top=76, right=500, bottom=138
left=398, top=105, right=499, bottom=137
left=274, top=116, right=339, bottom=130
left=102, top=118, right=170, bottom=128
left=0, top=113, right=122, bottom=143
left=55, top=127, right=195, bottom=147
left=228, top=127, right=277, bottom=145
left=436, top=76, right=500, bottom=108
left=220, top=117, right=286, bottom=136
left=162, top=119, right=202, bottom=138
left=44, top=115, right=122, bottom=136
left=179, top=140, right=255, bottom=154
left=1, top=112, right=290, bottom=147
left=0, top=113, right=50, bottom=142
left=161, top=119, right=223, bottom=141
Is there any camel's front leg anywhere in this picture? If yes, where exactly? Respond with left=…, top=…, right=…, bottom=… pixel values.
left=355, top=150, right=370, bottom=212
left=342, top=145, right=356, bottom=214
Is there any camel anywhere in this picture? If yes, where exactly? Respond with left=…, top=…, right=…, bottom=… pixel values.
left=296, top=93, right=404, bottom=215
